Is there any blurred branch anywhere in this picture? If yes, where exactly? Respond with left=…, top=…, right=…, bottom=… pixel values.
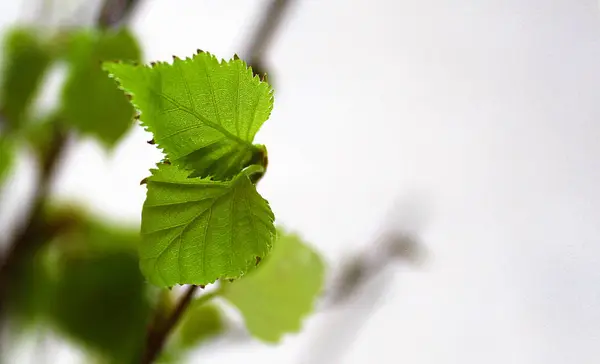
left=244, top=0, right=296, bottom=76
left=0, top=124, right=67, bottom=319
left=0, top=0, right=143, bottom=329
left=325, top=231, right=424, bottom=306
left=297, top=231, right=426, bottom=364
left=98, top=0, right=140, bottom=29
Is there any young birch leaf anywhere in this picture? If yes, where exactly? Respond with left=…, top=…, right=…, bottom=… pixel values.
left=222, top=230, right=325, bottom=342
left=61, top=28, right=140, bottom=147
left=141, top=163, right=275, bottom=287
left=0, top=28, right=53, bottom=131
left=103, top=52, right=273, bottom=180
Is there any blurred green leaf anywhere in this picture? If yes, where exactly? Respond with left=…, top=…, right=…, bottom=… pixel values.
left=222, top=230, right=325, bottom=342
left=52, top=252, right=149, bottom=363
left=159, top=301, right=224, bottom=363
left=22, top=112, right=59, bottom=161
left=12, top=205, right=151, bottom=362
left=0, top=27, right=53, bottom=131
left=5, top=245, right=57, bottom=328
left=62, top=28, right=141, bottom=147
left=0, top=135, right=14, bottom=184
left=175, top=302, right=224, bottom=350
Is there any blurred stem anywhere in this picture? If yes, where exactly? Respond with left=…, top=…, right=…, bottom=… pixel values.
left=140, top=285, right=219, bottom=364
left=0, top=124, right=67, bottom=323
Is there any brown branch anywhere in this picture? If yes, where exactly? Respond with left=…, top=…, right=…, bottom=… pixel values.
left=140, top=285, right=199, bottom=364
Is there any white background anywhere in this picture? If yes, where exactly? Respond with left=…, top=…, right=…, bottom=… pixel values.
left=1, top=0, right=600, bottom=363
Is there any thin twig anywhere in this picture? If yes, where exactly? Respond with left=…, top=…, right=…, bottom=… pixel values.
left=140, top=285, right=199, bottom=364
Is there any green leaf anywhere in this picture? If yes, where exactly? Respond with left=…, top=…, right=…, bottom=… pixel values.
left=174, top=302, right=224, bottom=350
left=30, top=207, right=148, bottom=362
left=222, top=230, right=325, bottom=342
left=22, top=113, right=57, bottom=161
left=4, top=243, right=56, bottom=328
left=0, top=135, right=14, bottom=184
left=61, top=28, right=141, bottom=147
left=103, top=52, right=273, bottom=180
left=51, top=252, right=149, bottom=363
left=0, top=27, right=53, bottom=131
left=140, top=163, right=275, bottom=287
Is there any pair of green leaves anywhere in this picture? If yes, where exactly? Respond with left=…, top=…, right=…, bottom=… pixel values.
left=105, top=53, right=326, bottom=343
left=104, top=53, right=276, bottom=288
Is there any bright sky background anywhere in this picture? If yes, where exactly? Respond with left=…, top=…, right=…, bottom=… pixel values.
left=2, top=0, right=600, bottom=363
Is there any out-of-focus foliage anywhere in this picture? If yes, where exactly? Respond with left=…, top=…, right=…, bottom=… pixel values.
left=52, top=252, right=148, bottom=363
left=5, top=244, right=57, bottom=327
left=137, top=163, right=275, bottom=287
left=0, top=135, right=14, bottom=184
left=174, top=302, right=224, bottom=350
left=0, top=27, right=53, bottom=131
left=159, top=301, right=224, bottom=363
left=222, top=230, right=325, bottom=342
left=6, top=205, right=150, bottom=362
left=103, top=52, right=273, bottom=181
left=22, top=112, right=60, bottom=161
left=62, top=28, right=141, bottom=147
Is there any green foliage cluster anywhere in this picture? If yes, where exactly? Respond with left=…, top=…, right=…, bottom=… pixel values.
left=0, top=22, right=325, bottom=363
